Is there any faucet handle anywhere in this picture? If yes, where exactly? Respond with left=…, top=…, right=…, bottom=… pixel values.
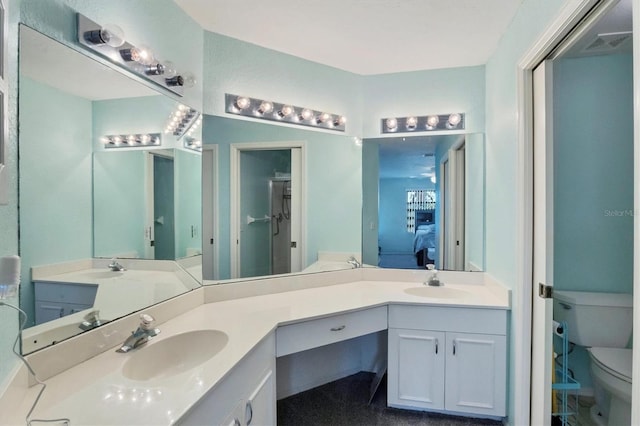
left=84, top=309, right=100, bottom=322
left=426, top=264, right=435, bottom=271
left=139, top=313, right=155, bottom=330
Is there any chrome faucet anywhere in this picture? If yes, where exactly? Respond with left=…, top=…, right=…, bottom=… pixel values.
left=79, top=309, right=102, bottom=331
left=108, top=258, right=125, bottom=272
left=425, top=264, right=443, bottom=286
left=116, top=314, right=160, bottom=353
left=347, top=256, right=361, bottom=268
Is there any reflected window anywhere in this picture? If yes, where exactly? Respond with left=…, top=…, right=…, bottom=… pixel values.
left=406, top=189, right=435, bottom=232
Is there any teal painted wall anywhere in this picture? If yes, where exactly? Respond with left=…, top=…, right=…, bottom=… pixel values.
left=553, top=53, right=633, bottom=294
left=18, top=77, right=93, bottom=325
left=465, top=133, right=485, bottom=271
left=202, top=115, right=362, bottom=279
left=93, top=150, right=146, bottom=258
left=552, top=53, right=633, bottom=391
left=203, top=32, right=363, bottom=136
left=378, top=178, right=434, bottom=255
left=361, top=66, right=486, bottom=137
left=484, top=0, right=567, bottom=421
left=175, top=149, right=202, bottom=259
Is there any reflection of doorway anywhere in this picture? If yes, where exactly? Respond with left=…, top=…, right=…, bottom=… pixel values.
left=145, top=151, right=175, bottom=260
left=202, top=146, right=218, bottom=280
left=439, top=141, right=465, bottom=270
left=230, top=142, right=304, bottom=279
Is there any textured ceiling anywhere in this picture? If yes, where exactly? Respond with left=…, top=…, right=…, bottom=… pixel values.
left=173, top=0, right=522, bottom=75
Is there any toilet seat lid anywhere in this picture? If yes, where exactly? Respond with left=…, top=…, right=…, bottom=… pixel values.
left=589, top=347, right=632, bottom=383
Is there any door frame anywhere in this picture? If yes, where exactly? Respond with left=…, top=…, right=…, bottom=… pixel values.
left=229, top=141, right=305, bottom=279
left=202, top=145, right=219, bottom=280
left=514, top=0, right=631, bottom=424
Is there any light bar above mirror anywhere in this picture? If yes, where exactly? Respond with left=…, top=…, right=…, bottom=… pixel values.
left=77, top=13, right=196, bottom=97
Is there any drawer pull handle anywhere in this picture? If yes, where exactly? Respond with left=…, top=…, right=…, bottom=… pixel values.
left=453, top=340, right=457, bottom=355
left=330, top=325, right=346, bottom=331
left=435, top=338, right=439, bottom=354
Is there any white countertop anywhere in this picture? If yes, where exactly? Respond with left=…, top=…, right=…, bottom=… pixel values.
left=10, top=278, right=510, bottom=426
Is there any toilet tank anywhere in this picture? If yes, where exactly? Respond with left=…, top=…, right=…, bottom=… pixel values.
left=553, top=290, right=633, bottom=347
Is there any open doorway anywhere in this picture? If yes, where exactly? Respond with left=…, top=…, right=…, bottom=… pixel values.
left=529, top=0, right=634, bottom=424
left=230, top=142, right=304, bottom=279
left=145, top=150, right=175, bottom=260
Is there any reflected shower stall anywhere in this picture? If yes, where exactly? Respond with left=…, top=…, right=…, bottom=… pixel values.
left=270, top=178, right=291, bottom=275
left=239, top=149, right=292, bottom=278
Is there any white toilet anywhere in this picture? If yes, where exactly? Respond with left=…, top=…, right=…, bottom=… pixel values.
left=553, top=290, right=633, bottom=426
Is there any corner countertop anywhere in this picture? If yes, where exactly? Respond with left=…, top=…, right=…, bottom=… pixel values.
left=10, top=277, right=510, bottom=425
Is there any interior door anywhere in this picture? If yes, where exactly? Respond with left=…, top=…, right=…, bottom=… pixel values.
left=530, top=59, right=554, bottom=425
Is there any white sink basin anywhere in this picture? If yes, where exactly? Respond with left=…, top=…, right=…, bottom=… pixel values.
left=122, top=330, right=228, bottom=381
left=404, top=286, right=471, bottom=299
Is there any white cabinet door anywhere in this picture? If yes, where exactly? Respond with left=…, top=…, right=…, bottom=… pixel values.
left=445, top=332, right=506, bottom=417
left=388, top=328, right=445, bottom=410
left=221, top=400, right=243, bottom=426
left=245, top=369, right=276, bottom=426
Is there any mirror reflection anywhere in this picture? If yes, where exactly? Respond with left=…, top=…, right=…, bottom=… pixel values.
left=18, top=25, right=201, bottom=354
left=362, top=133, right=485, bottom=271
left=94, top=148, right=202, bottom=260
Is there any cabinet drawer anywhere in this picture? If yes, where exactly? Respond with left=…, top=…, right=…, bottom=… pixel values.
left=34, top=282, right=98, bottom=305
left=276, top=306, right=387, bottom=357
left=389, top=305, right=506, bottom=335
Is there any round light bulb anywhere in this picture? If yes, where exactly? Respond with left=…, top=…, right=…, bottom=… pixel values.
left=278, top=105, right=294, bottom=118
left=100, top=136, right=111, bottom=145
left=235, top=96, right=251, bottom=110
left=126, top=135, right=137, bottom=144
left=140, top=134, right=151, bottom=144
left=386, top=118, right=398, bottom=131
left=334, top=116, right=347, bottom=126
left=406, top=116, right=418, bottom=129
left=113, top=136, right=123, bottom=145
left=100, top=24, right=125, bottom=47
left=258, top=101, right=274, bottom=114
left=426, top=115, right=439, bottom=129
left=300, top=108, right=314, bottom=121
left=130, top=45, right=155, bottom=65
left=448, top=113, right=462, bottom=127
left=162, top=61, right=178, bottom=78
left=181, top=72, right=197, bottom=88
left=317, top=112, right=331, bottom=124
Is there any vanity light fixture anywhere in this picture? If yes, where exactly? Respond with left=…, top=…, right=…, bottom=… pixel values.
left=77, top=13, right=196, bottom=97
left=184, top=137, right=202, bottom=152
left=381, top=113, right=465, bottom=134
left=165, top=104, right=201, bottom=138
left=225, top=94, right=346, bottom=132
left=101, top=133, right=161, bottom=149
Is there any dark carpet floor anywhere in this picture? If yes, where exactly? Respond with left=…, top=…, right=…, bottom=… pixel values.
left=277, top=372, right=504, bottom=426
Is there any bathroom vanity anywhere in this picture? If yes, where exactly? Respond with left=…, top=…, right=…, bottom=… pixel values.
left=2, top=270, right=510, bottom=425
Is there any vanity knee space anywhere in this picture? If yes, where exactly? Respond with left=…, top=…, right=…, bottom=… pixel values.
left=387, top=305, right=507, bottom=418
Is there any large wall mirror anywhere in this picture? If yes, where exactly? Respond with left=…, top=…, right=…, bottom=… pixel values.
left=362, top=133, right=485, bottom=272
left=18, top=25, right=202, bottom=353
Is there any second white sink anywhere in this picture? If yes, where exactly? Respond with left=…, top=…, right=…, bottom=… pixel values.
left=122, top=330, right=228, bottom=381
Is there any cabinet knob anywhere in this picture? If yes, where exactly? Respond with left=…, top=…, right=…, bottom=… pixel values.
left=435, top=338, right=439, bottom=354
left=453, top=340, right=457, bottom=355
